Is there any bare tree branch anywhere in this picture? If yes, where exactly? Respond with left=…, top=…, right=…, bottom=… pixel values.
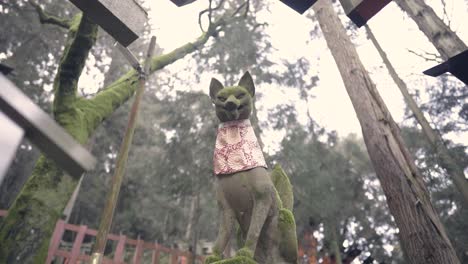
left=406, top=48, right=443, bottom=63
left=198, top=0, right=226, bottom=32
left=440, top=0, right=452, bottom=28
left=30, top=1, right=71, bottom=29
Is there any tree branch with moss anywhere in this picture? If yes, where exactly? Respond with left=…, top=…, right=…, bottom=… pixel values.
left=83, top=7, right=248, bottom=131
left=30, top=1, right=71, bottom=29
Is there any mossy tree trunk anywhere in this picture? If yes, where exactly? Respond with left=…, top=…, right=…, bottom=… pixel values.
left=0, top=10, right=238, bottom=263
left=312, top=1, right=460, bottom=263
left=365, top=25, right=468, bottom=206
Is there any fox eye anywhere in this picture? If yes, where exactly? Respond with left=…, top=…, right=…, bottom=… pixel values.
left=217, top=96, right=226, bottom=102
left=236, top=93, right=245, bottom=99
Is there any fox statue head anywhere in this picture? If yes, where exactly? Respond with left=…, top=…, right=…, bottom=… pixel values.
left=209, top=71, right=255, bottom=122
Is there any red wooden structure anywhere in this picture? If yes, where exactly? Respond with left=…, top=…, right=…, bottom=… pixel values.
left=46, top=219, right=204, bottom=264
left=0, top=209, right=7, bottom=217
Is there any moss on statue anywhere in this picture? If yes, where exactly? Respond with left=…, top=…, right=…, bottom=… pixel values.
left=207, top=248, right=257, bottom=264
left=278, top=209, right=298, bottom=263
left=270, top=164, right=294, bottom=211
left=211, top=256, right=258, bottom=264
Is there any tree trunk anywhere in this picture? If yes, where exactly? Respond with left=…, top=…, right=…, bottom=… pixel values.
left=312, top=1, right=460, bottom=263
left=365, top=25, right=468, bottom=206
left=324, top=220, right=342, bottom=264
left=394, top=0, right=467, bottom=60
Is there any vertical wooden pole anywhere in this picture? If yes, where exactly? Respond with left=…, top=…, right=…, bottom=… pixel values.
left=90, top=36, right=156, bottom=264
left=46, top=220, right=66, bottom=264
left=133, top=235, right=144, bottom=263
left=151, top=244, right=160, bottom=264
left=69, top=225, right=88, bottom=263
left=114, top=234, right=127, bottom=263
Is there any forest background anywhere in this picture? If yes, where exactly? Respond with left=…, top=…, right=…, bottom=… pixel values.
left=0, top=0, right=467, bottom=263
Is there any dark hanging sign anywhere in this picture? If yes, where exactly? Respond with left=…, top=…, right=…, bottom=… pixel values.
left=0, top=74, right=96, bottom=180
left=339, top=0, right=392, bottom=27
left=424, top=50, right=468, bottom=85
left=68, top=0, right=148, bottom=47
left=0, top=63, right=13, bottom=75
left=169, top=0, right=199, bottom=7
left=280, top=0, right=318, bottom=14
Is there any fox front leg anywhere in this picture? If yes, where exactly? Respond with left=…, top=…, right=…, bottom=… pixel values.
left=211, top=188, right=236, bottom=260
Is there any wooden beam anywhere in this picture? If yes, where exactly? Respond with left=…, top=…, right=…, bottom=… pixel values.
left=0, top=74, right=96, bottom=178
left=0, top=113, right=24, bottom=185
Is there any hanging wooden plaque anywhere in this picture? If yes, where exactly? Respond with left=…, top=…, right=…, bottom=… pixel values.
left=169, top=0, right=199, bottom=7
left=339, top=0, right=391, bottom=27
left=280, top=0, right=318, bottom=14
left=424, top=50, right=468, bottom=85
left=68, top=0, right=147, bottom=47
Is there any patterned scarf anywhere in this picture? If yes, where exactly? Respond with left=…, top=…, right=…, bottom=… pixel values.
left=213, top=119, right=267, bottom=175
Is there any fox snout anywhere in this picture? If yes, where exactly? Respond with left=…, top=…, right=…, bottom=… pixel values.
left=224, top=96, right=240, bottom=111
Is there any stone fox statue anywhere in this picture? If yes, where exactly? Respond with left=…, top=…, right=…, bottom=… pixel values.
left=206, top=72, right=298, bottom=264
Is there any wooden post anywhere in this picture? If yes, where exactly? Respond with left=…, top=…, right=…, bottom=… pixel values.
left=46, top=220, right=66, bottom=264
left=69, top=225, right=88, bottom=263
left=133, top=236, right=144, bottom=263
left=90, top=36, right=156, bottom=264
left=114, top=234, right=127, bottom=263
left=151, top=244, right=160, bottom=264
left=171, top=251, right=178, bottom=264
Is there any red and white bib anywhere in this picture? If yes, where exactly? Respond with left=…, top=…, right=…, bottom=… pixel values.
left=213, top=119, right=267, bottom=175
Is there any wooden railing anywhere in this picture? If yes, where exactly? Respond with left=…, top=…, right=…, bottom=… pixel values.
left=45, top=219, right=204, bottom=264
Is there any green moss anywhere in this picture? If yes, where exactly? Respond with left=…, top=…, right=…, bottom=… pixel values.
left=270, top=164, right=294, bottom=211
left=278, top=209, right=298, bottom=263
left=236, top=247, right=254, bottom=258
left=205, top=254, right=222, bottom=264
left=209, top=256, right=258, bottom=264
left=0, top=156, right=78, bottom=263
left=53, top=14, right=98, bottom=115
left=235, top=224, right=244, bottom=249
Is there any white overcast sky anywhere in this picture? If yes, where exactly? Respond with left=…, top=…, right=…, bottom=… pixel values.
left=134, top=0, right=468, bottom=153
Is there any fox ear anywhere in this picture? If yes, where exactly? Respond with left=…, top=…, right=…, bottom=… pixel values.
left=238, top=71, right=255, bottom=96
left=209, top=78, right=224, bottom=99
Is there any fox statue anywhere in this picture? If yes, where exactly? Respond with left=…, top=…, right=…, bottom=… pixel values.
left=205, top=71, right=298, bottom=264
